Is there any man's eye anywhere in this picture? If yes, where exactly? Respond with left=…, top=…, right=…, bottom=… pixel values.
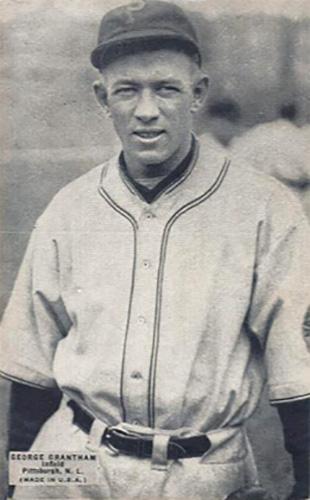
left=114, top=87, right=136, bottom=96
left=157, top=86, right=180, bottom=96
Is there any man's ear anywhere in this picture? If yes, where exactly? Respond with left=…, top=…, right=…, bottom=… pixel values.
left=191, top=75, right=209, bottom=114
left=93, top=80, right=110, bottom=115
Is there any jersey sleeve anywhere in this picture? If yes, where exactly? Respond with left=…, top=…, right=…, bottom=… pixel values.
left=246, top=186, right=310, bottom=404
left=0, top=219, right=71, bottom=389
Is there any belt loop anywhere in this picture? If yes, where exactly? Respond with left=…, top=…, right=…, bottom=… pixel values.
left=151, top=434, right=170, bottom=471
left=86, top=418, right=108, bottom=452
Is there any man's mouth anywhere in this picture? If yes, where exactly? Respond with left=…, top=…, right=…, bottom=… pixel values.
left=133, top=130, right=164, bottom=139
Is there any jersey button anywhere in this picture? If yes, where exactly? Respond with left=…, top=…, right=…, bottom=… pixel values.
left=142, top=259, right=151, bottom=269
left=137, top=315, right=146, bottom=324
left=131, top=371, right=143, bottom=379
left=144, top=210, right=155, bottom=220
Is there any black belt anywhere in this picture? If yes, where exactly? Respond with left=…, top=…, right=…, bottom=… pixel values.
left=68, top=400, right=211, bottom=460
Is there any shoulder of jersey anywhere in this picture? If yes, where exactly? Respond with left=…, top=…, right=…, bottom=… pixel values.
left=36, top=156, right=116, bottom=228
left=199, top=133, right=304, bottom=216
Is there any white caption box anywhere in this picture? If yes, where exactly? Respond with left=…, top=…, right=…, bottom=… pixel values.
left=9, top=451, right=101, bottom=486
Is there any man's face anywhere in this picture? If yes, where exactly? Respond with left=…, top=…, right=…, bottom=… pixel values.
left=98, top=49, right=205, bottom=169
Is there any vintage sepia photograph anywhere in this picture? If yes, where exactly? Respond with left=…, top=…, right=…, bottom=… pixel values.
left=0, top=0, right=309, bottom=499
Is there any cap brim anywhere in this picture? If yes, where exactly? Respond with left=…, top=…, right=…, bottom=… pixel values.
left=91, top=30, right=201, bottom=69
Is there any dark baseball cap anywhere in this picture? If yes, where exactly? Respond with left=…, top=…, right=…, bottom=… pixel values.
left=90, top=0, right=201, bottom=70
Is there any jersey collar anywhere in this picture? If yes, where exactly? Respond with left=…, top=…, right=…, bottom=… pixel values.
left=98, top=134, right=231, bottom=223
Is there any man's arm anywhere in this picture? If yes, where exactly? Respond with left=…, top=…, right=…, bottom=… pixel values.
left=244, top=185, right=310, bottom=498
left=0, top=379, right=62, bottom=500
left=0, top=378, right=12, bottom=500
left=9, top=382, right=62, bottom=452
left=277, top=399, right=310, bottom=500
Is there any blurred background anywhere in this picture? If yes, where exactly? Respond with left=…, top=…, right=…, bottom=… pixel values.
left=0, top=0, right=309, bottom=497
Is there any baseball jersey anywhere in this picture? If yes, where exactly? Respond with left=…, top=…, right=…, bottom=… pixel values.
left=1, top=134, right=310, bottom=498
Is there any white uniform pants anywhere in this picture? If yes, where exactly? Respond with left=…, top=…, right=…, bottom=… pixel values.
left=13, top=399, right=259, bottom=500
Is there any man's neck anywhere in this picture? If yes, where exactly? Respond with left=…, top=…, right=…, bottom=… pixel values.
left=123, top=137, right=193, bottom=187
left=133, top=173, right=171, bottom=190
left=119, top=136, right=196, bottom=203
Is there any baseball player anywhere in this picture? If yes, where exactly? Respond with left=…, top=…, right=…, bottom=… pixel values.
left=0, top=2, right=309, bottom=499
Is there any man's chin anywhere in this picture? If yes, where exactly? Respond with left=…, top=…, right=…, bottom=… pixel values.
left=134, top=152, right=170, bottom=167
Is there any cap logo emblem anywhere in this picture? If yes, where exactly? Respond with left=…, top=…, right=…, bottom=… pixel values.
left=121, top=1, right=146, bottom=24
left=127, top=0, right=146, bottom=12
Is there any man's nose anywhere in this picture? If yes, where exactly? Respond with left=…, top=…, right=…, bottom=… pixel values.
left=134, top=89, right=160, bottom=122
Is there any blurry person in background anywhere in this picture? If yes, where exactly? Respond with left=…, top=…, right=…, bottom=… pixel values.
left=280, top=103, right=299, bottom=123
left=197, top=98, right=247, bottom=147
left=231, top=101, right=310, bottom=219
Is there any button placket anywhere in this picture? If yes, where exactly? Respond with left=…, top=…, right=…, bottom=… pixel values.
left=121, top=215, right=163, bottom=425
